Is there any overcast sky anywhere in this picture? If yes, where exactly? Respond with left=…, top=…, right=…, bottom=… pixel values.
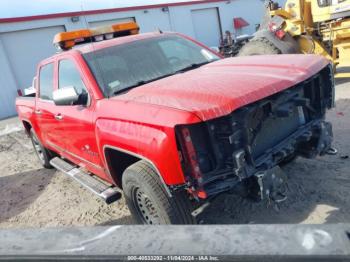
left=0, top=0, right=202, bottom=18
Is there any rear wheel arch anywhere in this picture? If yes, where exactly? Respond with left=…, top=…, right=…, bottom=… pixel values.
left=22, top=120, right=32, bottom=135
left=103, top=146, right=172, bottom=197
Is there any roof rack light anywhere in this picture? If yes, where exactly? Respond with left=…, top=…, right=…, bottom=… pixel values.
left=53, top=21, right=140, bottom=51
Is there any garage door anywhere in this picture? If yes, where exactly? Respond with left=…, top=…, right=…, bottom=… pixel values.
left=191, top=8, right=221, bottom=47
left=1, top=25, right=65, bottom=91
left=0, top=25, right=65, bottom=118
left=89, top=17, right=135, bottom=28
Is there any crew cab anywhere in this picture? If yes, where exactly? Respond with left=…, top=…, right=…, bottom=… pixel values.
left=16, top=22, right=334, bottom=224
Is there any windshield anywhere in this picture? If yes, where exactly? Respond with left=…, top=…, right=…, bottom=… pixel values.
left=83, top=34, right=220, bottom=97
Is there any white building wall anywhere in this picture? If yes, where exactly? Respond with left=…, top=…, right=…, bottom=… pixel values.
left=0, top=0, right=268, bottom=119
left=0, top=38, right=19, bottom=119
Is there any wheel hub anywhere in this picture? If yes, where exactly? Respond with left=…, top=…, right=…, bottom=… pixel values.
left=134, top=189, right=161, bottom=224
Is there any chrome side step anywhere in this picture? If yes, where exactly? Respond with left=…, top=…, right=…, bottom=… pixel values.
left=50, top=157, right=122, bottom=204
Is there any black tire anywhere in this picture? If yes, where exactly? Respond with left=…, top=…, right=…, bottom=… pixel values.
left=238, top=38, right=281, bottom=56
left=29, top=129, right=53, bottom=169
left=122, top=160, right=196, bottom=225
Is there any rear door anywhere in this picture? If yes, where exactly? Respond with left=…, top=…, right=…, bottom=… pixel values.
left=35, top=60, right=65, bottom=150
left=54, top=57, right=104, bottom=176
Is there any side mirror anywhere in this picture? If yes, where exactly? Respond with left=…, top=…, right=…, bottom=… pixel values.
left=53, top=86, right=79, bottom=106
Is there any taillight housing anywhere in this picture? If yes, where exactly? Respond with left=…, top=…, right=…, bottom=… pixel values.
left=275, top=29, right=286, bottom=39
left=268, top=22, right=279, bottom=32
left=268, top=22, right=286, bottom=40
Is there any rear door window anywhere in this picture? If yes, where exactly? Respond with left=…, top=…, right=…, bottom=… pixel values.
left=39, top=63, right=54, bottom=100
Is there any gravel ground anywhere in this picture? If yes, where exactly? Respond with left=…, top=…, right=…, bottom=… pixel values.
left=0, top=80, right=349, bottom=228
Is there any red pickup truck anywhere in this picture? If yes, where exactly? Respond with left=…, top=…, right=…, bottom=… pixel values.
left=16, top=23, right=334, bottom=224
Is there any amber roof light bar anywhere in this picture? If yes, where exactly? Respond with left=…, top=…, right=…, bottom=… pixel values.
left=53, top=21, right=140, bottom=51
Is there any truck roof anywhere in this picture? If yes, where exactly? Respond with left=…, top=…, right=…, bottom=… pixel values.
left=58, top=31, right=173, bottom=56
left=39, top=31, right=172, bottom=65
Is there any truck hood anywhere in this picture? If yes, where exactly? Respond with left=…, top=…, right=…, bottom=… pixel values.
left=116, top=55, right=329, bottom=121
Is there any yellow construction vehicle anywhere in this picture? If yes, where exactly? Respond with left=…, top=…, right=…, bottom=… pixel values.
left=239, top=0, right=350, bottom=78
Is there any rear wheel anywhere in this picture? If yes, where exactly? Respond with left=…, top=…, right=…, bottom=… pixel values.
left=29, top=129, right=53, bottom=169
left=122, top=160, right=196, bottom=224
left=238, top=38, right=281, bottom=56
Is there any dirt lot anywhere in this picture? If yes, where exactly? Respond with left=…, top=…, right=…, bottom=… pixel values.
left=0, top=80, right=349, bottom=228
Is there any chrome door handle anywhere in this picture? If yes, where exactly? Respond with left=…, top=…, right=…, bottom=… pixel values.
left=34, top=109, right=42, bottom=115
left=55, top=114, right=63, bottom=121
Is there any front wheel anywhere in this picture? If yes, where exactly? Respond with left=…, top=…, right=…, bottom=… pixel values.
left=29, top=129, right=53, bottom=169
left=122, top=160, right=196, bottom=224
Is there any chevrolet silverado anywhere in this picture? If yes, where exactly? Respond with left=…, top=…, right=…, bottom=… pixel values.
left=16, top=22, right=334, bottom=224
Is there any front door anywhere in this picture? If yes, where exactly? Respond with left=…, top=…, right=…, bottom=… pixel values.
left=54, top=58, right=104, bottom=176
